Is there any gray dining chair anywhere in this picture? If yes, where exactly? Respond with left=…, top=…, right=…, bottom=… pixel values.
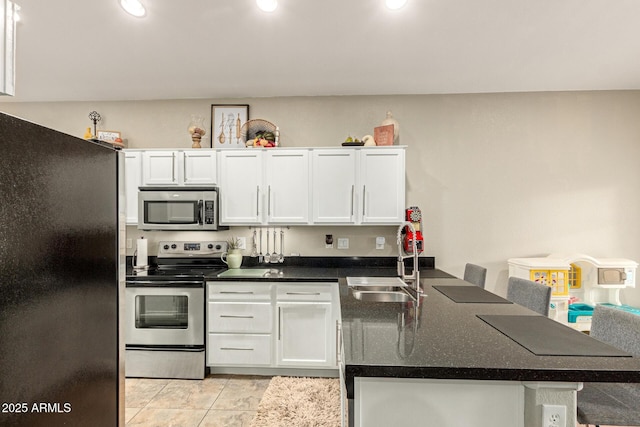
left=506, top=277, right=552, bottom=316
left=577, top=304, right=640, bottom=426
left=463, top=263, right=487, bottom=288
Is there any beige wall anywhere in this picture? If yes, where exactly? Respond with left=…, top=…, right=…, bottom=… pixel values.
left=2, top=91, right=640, bottom=305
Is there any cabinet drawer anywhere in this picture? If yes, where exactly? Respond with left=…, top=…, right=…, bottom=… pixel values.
left=277, top=283, right=333, bottom=301
left=207, top=334, right=271, bottom=366
left=208, top=283, right=272, bottom=301
left=208, top=302, right=272, bottom=333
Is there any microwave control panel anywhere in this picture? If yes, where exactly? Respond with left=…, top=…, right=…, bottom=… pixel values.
left=204, top=201, right=215, bottom=225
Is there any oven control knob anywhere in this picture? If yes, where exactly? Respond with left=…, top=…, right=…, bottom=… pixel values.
left=163, top=244, right=169, bottom=250
left=215, top=244, right=222, bottom=250
left=171, top=244, right=177, bottom=249
left=207, top=244, right=214, bottom=249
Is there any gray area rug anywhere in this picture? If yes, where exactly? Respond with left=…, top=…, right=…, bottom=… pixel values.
left=251, top=376, right=341, bottom=427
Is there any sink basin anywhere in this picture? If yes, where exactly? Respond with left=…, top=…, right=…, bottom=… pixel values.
left=350, top=285, right=407, bottom=292
left=346, top=276, right=408, bottom=288
left=352, top=290, right=413, bottom=303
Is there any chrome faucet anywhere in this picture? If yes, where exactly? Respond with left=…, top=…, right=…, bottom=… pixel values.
left=396, top=221, right=421, bottom=293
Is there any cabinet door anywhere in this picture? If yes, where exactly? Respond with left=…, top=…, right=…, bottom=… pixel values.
left=218, top=150, right=263, bottom=224
left=277, top=302, right=333, bottom=367
left=311, top=149, right=357, bottom=224
left=183, top=150, right=217, bottom=185
left=124, top=151, right=142, bottom=224
left=142, top=151, right=178, bottom=185
left=359, top=148, right=405, bottom=224
left=266, top=150, right=310, bottom=224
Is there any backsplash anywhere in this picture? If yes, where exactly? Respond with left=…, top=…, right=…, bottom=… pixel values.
left=125, top=225, right=404, bottom=258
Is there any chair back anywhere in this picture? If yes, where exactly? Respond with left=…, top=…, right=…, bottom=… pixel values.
left=507, top=277, right=552, bottom=316
left=463, top=263, right=487, bottom=288
left=590, top=304, right=640, bottom=356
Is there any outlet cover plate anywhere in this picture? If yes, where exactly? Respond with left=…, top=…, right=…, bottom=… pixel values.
left=337, top=238, right=349, bottom=249
left=541, top=404, right=566, bottom=427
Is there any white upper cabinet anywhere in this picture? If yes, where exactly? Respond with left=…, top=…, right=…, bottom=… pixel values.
left=265, top=150, right=310, bottom=224
left=218, top=150, right=263, bottom=225
left=219, top=149, right=311, bottom=225
left=182, top=151, right=217, bottom=185
left=124, top=151, right=142, bottom=225
left=141, top=150, right=216, bottom=186
left=312, top=149, right=358, bottom=224
left=359, top=148, right=405, bottom=224
left=128, top=147, right=404, bottom=226
left=312, top=147, right=405, bottom=225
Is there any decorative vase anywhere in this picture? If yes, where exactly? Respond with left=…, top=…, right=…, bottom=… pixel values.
left=222, top=248, right=243, bottom=269
left=188, top=115, right=206, bottom=148
left=381, top=110, right=400, bottom=144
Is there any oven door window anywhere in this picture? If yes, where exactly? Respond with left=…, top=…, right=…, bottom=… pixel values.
left=135, top=295, right=189, bottom=329
left=144, top=201, right=199, bottom=225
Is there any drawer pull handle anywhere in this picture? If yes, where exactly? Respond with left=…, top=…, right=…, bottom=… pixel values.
left=220, top=347, right=254, bottom=351
left=220, top=291, right=254, bottom=294
left=220, top=315, right=254, bottom=319
left=286, top=292, right=321, bottom=295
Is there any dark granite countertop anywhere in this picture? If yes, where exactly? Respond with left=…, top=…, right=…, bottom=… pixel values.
left=340, top=277, right=640, bottom=399
left=206, top=265, right=453, bottom=282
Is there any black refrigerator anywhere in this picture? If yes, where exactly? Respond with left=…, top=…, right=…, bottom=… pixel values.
left=0, top=112, right=124, bottom=426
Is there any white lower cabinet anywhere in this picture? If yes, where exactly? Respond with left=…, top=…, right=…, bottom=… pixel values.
left=208, top=334, right=272, bottom=366
left=206, top=281, right=338, bottom=371
left=276, top=284, right=334, bottom=368
left=206, top=283, right=273, bottom=367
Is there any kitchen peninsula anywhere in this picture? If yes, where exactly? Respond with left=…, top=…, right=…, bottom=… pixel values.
left=339, top=276, right=640, bottom=427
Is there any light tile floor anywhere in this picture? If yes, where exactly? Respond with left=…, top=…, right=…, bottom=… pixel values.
left=125, top=375, right=632, bottom=427
left=125, top=374, right=271, bottom=427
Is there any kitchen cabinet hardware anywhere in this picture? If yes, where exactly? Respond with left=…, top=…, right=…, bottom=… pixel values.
left=220, top=347, right=254, bottom=351
left=362, top=184, right=366, bottom=216
left=220, top=315, right=254, bottom=318
left=336, top=320, right=341, bottom=364
left=286, top=292, right=321, bottom=296
left=351, top=184, right=355, bottom=217
left=171, top=152, right=175, bottom=182
left=220, top=291, right=254, bottom=294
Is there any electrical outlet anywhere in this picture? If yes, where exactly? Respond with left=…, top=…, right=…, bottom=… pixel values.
left=337, top=238, right=349, bottom=249
left=126, top=239, right=132, bottom=249
left=325, top=234, right=333, bottom=249
left=237, top=237, right=246, bottom=250
left=541, top=404, right=566, bottom=427
left=376, top=236, right=385, bottom=250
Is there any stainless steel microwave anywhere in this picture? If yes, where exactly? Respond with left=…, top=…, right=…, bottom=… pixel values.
left=138, top=187, right=224, bottom=231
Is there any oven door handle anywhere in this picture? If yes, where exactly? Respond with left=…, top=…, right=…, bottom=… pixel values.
left=125, top=346, right=205, bottom=352
left=126, top=281, right=204, bottom=288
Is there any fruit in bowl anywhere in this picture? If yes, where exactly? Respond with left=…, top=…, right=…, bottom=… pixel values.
left=245, top=130, right=277, bottom=148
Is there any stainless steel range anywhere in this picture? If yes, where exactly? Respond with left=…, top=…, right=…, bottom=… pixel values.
left=125, top=240, right=227, bottom=379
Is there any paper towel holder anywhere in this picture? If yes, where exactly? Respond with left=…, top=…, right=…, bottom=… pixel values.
left=133, top=236, right=151, bottom=272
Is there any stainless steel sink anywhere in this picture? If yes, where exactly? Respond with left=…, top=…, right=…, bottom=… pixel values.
left=346, top=276, right=408, bottom=288
left=347, top=277, right=416, bottom=303
left=351, top=290, right=413, bottom=303
left=350, top=285, right=407, bottom=292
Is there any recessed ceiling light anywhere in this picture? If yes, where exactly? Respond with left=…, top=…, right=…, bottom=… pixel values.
left=120, top=0, right=146, bottom=17
left=385, top=0, right=407, bottom=10
left=257, top=0, right=278, bottom=12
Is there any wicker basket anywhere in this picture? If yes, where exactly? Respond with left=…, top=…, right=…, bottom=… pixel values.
left=240, top=119, right=278, bottom=146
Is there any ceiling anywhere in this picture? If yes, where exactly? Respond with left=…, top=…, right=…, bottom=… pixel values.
left=5, top=0, right=640, bottom=103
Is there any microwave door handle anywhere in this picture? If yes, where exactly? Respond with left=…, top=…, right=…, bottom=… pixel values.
left=198, top=200, right=204, bottom=225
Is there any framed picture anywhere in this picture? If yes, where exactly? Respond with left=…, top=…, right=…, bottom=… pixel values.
left=96, top=130, right=121, bottom=143
left=211, top=104, right=249, bottom=148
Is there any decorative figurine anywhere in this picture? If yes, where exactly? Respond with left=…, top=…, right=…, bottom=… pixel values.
left=88, top=111, right=101, bottom=139
left=188, top=115, right=206, bottom=148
